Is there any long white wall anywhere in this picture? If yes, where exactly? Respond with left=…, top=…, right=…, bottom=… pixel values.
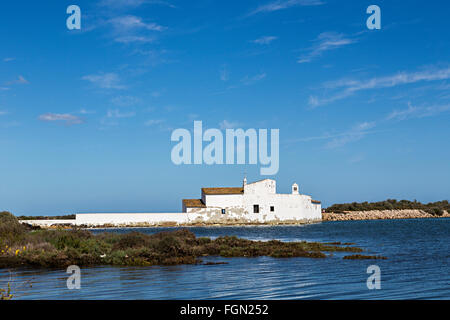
left=75, top=213, right=188, bottom=226
left=19, top=219, right=76, bottom=226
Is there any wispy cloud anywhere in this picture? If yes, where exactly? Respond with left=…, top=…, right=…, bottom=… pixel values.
left=79, top=108, right=96, bottom=115
left=349, top=154, right=365, bottom=164
left=82, top=73, right=125, bottom=89
left=220, top=65, right=230, bottom=81
left=107, top=109, right=136, bottom=118
left=3, top=57, right=15, bottom=62
left=219, top=120, right=242, bottom=130
left=309, top=66, right=450, bottom=107
left=115, top=35, right=155, bottom=43
left=240, top=73, right=266, bottom=86
left=144, top=119, right=164, bottom=126
left=387, top=102, right=450, bottom=121
left=109, top=15, right=166, bottom=31
left=325, top=122, right=376, bottom=149
left=99, top=0, right=175, bottom=9
left=5, top=75, right=29, bottom=85
left=215, top=72, right=267, bottom=93
left=289, top=121, right=377, bottom=149
left=107, top=15, right=165, bottom=43
left=38, top=113, right=83, bottom=125
left=0, top=110, right=8, bottom=116
left=298, top=32, right=355, bottom=64
left=251, top=36, right=278, bottom=45
left=111, top=95, right=140, bottom=107
left=250, top=0, right=324, bottom=15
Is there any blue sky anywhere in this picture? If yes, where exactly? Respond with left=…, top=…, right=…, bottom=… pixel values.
left=1, top=0, right=449, bottom=215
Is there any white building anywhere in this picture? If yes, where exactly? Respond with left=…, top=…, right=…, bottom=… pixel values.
left=182, top=178, right=321, bottom=223
left=64, top=178, right=321, bottom=227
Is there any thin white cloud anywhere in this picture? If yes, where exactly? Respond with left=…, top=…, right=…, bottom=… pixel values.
left=82, top=73, right=125, bottom=89
left=251, top=36, right=278, bottom=45
left=107, top=109, right=136, bottom=118
left=250, top=0, right=324, bottom=15
left=325, top=122, right=376, bottom=149
left=79, top=108, right=96, bottom=115
left=99, top=0, right=175, bottom=9
left=216, top=72, right=267, bottom=93
left=111, top=95, right=140, bottom=107
left=219, top=120, right=242, bottom=130
left=3, top=57, right=15, bottom=62
left=38, top=113, right=83, bottom=125
left=289, top=121, right=377, bottom=149
left=99, top=0, right=147, bottom=7
left=310, top=66, right=450, bottom=107
left=387, top=102, right=450, bottom=121
left=6, top=75, right=29, bottom=85
left=144, top=119, right=164, bottom=126
left=349, top=154, right=365, bottom=164
left=109, top=15, right=166, bottom=32
left=99, top=15, right=166, bottom=44
left=298, top=32, right=355, bottom=64
left=220, top=65, right=230, bottom=81
left=115, top=36, right=155, bottom=43
left=240, top=73, right=266, bottom=85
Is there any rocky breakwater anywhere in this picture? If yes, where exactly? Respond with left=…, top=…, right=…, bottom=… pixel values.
left=323, top=209, right=450, bottom=221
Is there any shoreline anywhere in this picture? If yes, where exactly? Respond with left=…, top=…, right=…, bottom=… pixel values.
left=20, top=210, right=450, bottom=229
left=323, top=209, right=450, bottom=221
left=22, top=219, right=321, bottom=230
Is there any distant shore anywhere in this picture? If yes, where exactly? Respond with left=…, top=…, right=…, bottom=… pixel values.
left=323, top=209, right=450, bottom=221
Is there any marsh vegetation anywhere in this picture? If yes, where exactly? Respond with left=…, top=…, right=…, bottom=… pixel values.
left=0, top=211, right=383, bottom=268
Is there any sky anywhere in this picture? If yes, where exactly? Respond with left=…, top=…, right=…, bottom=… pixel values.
left=0, top=0, right=449, bottom=215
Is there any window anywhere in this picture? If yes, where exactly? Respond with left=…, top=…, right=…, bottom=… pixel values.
left=270, top=206, right=274, bottom=212
left=253, top=205, right=259, bottom=213
left=221, top=209, right=226, bottom=214
left=293, top=187, right=297, bottom=191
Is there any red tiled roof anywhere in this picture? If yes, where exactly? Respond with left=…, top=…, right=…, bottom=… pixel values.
left=182, top=199, right=206, bottom=208
left=311, top=200, right=321, bottom=204
left=201, top=187, right=244, bottom=195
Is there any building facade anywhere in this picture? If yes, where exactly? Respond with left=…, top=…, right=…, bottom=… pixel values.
left=182, top=178, right=321, bottom=223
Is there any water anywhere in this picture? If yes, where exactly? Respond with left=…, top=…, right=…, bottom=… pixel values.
left=1, top=218, right=449, bottom=299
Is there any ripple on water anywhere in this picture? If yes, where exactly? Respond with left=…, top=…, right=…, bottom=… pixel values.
left=1, top=218, right=449, bottom=299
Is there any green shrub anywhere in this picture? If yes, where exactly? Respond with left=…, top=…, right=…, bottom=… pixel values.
left=326, top=199, right=449, bottom=216
left=113, top=232, right=151, bottom=250
left=0, top=211, right=27, bottom=245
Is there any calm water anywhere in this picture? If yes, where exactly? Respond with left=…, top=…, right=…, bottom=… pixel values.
left=1, top=218, right=449, bottom=299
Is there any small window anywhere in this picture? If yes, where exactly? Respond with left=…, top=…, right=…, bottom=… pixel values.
left=221, top=209, right=226, bottom=214
left=253, top=205, right=259, bottom=213
left=294, top=187, right=297, bottom=191
left=270, top=206, right=274, bottom=212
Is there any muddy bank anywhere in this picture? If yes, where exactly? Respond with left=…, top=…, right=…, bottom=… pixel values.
left=323, top=209, right=450, bottom=221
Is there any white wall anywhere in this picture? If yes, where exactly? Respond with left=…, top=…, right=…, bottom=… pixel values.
left=204, top=194, right=243, bottom=208
left=76, top=213, right=188, bottom=226
left=19, top=219, right=75, bottom=226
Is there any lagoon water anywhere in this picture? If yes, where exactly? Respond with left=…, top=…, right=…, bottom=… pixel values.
left=1, top=218, right=449, bottom=299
